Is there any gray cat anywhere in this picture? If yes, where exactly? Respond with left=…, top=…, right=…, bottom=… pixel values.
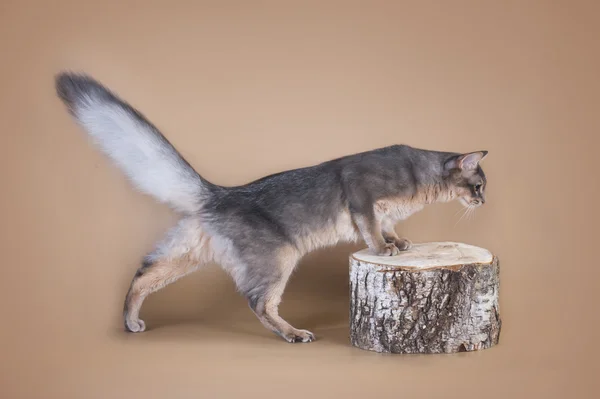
left=55, top=72, right=488, bottom=343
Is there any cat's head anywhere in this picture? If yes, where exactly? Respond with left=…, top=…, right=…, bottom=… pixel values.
left=443, top=151, right=488, bottom=208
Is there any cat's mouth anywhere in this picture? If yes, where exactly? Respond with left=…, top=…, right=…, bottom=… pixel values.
left=460, top=197, right=484, bottom=208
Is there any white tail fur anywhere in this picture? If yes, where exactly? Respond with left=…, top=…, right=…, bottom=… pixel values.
left=55, top=72, right=211, bottom=214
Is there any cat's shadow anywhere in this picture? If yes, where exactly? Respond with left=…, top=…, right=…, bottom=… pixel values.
left=117, top=243, right=360, bottom=346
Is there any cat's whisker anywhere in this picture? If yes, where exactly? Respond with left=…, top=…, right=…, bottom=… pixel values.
left=467, top=205, right=478, bottom=222
left=457, top=205, right=477, bottom=225
left=454, top=206, right=469, bottom=226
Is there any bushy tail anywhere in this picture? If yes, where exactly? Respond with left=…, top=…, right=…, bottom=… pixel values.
left=55, top=72, right=212, bottom=214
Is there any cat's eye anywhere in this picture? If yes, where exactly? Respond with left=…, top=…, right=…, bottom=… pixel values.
left=474, top=183, right=482, bottom=192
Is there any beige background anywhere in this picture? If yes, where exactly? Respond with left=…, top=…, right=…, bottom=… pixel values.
left=1, top=1, right=598, bottom=398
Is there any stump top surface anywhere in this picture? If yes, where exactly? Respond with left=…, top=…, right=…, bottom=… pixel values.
left=352, top=242, right=493, bottom=269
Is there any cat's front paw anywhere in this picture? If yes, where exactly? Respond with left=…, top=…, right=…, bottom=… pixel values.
left=376, top=242, right=400, bottom=256
left=393, top=238, right=412, bottom=251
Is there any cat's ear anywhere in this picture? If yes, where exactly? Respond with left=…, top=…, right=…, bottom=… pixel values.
left=445, top=151, right=488, bottom=171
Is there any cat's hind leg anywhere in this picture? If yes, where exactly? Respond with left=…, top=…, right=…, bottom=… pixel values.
left=123, top=217, right=211, bottom=332
left=231, top=245, right=314, bottom=343
left=123, top=254, right=202, bottom=332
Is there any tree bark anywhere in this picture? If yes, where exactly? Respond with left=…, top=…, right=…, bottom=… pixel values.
left=349, top=242, right=501, bottom=354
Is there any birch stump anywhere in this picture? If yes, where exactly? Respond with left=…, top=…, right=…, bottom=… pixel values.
left=349, top=242, right=501, bottom=354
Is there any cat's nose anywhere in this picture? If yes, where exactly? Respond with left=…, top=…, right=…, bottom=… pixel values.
left=480, top=198, right=485, bottom=204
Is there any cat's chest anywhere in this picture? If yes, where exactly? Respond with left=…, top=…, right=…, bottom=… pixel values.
left=374, top=198, right=425, bottom=222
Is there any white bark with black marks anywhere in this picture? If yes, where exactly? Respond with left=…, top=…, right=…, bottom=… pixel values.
left=349, top=242, right=501, bottom=354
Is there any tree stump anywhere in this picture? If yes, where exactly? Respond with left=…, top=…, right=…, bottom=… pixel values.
left=349, top=242, right=501, bottom=354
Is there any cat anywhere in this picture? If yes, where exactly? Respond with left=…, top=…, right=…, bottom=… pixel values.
left=55, top=72, right=488, bottom=343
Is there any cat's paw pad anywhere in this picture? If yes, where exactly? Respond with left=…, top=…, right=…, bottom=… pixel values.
left=394, top=238, right=412, bottom=251
left=125, top=318, right=146, bottom=333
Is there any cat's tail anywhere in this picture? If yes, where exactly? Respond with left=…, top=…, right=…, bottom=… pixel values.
left=55, top=71, right=215, bottom=214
